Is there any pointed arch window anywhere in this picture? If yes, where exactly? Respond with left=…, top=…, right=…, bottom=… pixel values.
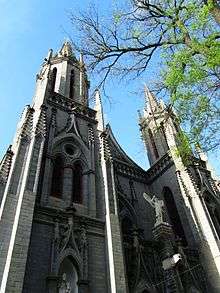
left=51, top=67, right=57, bottom=92
left=163, top=187, right=187, bottom=245
left=51, top=155, right=64, bottom=198
left=148, top=128, right=159, bottom=159
left=69, top=69, right=75, bottom=99
left=72, top=161, right=83, bottom=204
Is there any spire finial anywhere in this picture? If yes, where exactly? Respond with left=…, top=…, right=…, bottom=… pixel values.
left=144, top=84, right=159, bottom=113
left=94, top=89, right=104, bottom=132
left=79, top=51, right=84, bottom=65
left=59, top=40, right=73, bottom=57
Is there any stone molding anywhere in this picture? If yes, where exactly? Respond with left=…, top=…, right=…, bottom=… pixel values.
left=47, top=92, right=96, bottom=122
left=145, top=152, right=173, bottom=184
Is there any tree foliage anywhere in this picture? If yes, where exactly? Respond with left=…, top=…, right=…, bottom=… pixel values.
left=71, top=0, right=220, bottom=152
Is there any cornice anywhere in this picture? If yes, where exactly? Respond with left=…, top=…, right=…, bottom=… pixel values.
left=47, top=92, right=97, bottom=123
left=145, top=152, right=174, bottom=184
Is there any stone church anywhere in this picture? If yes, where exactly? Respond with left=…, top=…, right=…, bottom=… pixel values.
left=0, top=42, right=220, bottom=293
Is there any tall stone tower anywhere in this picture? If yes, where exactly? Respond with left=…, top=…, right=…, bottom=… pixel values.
left=0, top=42, right=128, bottom=293
left=139, top=87, right=220, bottom=293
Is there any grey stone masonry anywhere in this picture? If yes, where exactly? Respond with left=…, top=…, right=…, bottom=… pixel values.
left=0, top=105, right=46, bottom=292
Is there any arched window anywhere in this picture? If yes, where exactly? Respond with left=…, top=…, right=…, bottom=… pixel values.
left=51, top=67, right=57, bottom=92
left=50, top=155, right=64, bottom=198
left=163, top=187, right=187, bottom=245
left=69, top=69, right=75, bottom=99
left=72, top=161, right=83, bottom=204
left=148, top=129, right=159, bottom=159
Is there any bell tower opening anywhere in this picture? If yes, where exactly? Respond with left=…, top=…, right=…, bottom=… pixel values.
left=51, top=67, right=57, bottom=92
left=69, top=69, right=75, bottom=99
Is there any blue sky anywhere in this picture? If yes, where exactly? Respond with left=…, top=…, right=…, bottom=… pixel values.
left=0, top=0, right=219, bottom=175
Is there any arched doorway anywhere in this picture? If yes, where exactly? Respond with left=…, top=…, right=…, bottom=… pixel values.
left=58, top=257, right=78, bottom=293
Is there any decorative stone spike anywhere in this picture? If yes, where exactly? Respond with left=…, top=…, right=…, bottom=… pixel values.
left=88, top=126, right=95, bottom=143
left=0, top=145, right=14, bottom=184
left=20, top=107, right=35, bottom=139
left=94, top=89, right=104, bottom=132
left=100, top=131, right=112, bottom=162
left=35, top=105, right=47, bottom=137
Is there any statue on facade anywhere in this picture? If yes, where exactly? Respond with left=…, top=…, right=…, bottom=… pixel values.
left=143, top=192, right=165, bottom=226
left=59, top=273, right=71, bottom=293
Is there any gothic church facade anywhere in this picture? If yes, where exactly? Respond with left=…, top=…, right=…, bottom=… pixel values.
left=0, top=42, right=220, bottom=293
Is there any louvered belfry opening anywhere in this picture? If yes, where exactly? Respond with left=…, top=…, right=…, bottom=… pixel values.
left=69, top=69, right=75, bottom=99
left=51, top=67, right=57, bottom=92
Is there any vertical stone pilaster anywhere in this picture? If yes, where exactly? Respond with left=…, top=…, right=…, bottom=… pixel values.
left=40, top=108, right=56, bottom=205
left=86, top=170, right=96, bottom=217
left=40, top=154, right=53, bottom=205
left=88, top=127, right=97, bottom=217
left=99, top=132, right=128, bottom=293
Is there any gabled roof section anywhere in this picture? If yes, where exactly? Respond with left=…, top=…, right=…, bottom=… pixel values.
left=105, top=124, right=146, bottom=172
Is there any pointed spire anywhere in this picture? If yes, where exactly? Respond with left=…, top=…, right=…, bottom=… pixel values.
left=59, top=41, right=73, bottom=58
left=195, top=144, right=208, bottom=163
left=94, top=89, right=104, bottom=132
left=144, top=84, right=159, bottom=113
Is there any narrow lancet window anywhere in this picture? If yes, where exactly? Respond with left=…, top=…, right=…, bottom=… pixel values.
left=163, top=187, right=187, bottom=245
left=69, top=69, right=75, bottom=99
left=51, top=67, right=57, bottom=92
left=51, top=155, right=64, bottom=198
left=72, top=161, right=83, bottom=204
left=148, top=128, right=159, bottom=159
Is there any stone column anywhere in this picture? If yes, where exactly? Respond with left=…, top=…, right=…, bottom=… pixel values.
left=84, top=170, right=96, bottom=217
left=63, top=164, right=73, bottom=206
left=152, top=223, right=183, bottom=293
